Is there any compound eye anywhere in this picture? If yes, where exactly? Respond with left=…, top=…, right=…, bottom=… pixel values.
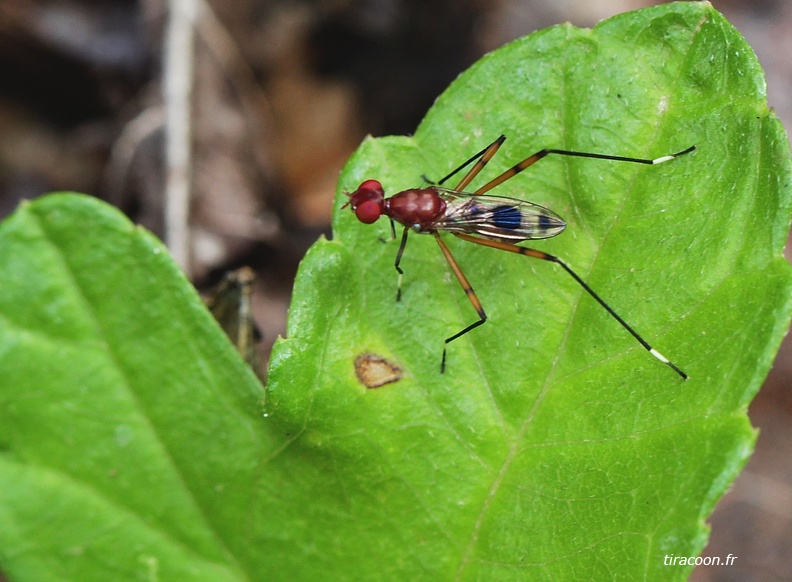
left=354, top=199, right=382, bottom=224
left=358, top=180, right=383, bottom=197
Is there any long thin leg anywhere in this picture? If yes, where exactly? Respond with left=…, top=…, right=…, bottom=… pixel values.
left=433, top=233, right=487, bottom=373
left=474, top=145, right=696, bottom=195
left=452, top=232, right=687, bottom=379
left=452, top=135, right=507, bottom=192
left=393, top=226, right=410, bottom=301
left=435, top=135, right=507, bottom=188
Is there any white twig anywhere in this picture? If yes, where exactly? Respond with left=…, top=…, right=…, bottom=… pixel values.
left=163, top=0, right=198, bottom=272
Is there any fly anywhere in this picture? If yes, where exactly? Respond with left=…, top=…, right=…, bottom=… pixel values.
left=343, top=135, right=695, bottom=379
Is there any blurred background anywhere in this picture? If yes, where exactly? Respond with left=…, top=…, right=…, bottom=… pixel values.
left=0, top=0, right=789, bottom=579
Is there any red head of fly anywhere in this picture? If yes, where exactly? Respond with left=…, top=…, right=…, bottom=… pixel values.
left=345, top=179, right=385, bottom=224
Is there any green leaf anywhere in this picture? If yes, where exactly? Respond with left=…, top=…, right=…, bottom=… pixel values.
left=0, top=3, right=790, bottom=582
left=267, top=2, right=792, bottom=580
left=0, top=194, right=270, bottom=581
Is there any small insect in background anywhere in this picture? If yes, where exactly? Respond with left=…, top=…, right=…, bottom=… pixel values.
left=344, top=135, right=694, bottom=379
left=205, top=266, right=264, bottom=378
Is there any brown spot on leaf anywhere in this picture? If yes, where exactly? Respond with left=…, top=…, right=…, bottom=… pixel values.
left=354, top=353, right=402, bottom=388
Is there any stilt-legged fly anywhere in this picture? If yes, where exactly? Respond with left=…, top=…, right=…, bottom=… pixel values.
left=344, top=135, right=694, bottom=379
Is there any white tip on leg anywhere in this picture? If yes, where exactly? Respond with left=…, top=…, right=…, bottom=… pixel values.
left=652, top=155, right=674, bottom=164
left=649, top=348, right=670, bottom=364
left=650, top=348, right=688, bottom=380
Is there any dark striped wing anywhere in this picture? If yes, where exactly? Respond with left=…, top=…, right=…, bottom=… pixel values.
left=432, top=188, right=566, bottom=242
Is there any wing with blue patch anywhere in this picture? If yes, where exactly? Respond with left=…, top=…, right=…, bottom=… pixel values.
left=432, top=188, right=566, bottom=242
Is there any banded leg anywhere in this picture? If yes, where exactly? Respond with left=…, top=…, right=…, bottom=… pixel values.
left=433, top=233, right=488, bottom=373
left=452, top=232, right=687, bottom=380
left=474, top=145, right=696, bottom=195
left=435, top=135, right=507, bottom=189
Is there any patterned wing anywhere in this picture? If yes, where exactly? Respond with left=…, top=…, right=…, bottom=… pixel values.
left=433, top=188, right=566, bottom=242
